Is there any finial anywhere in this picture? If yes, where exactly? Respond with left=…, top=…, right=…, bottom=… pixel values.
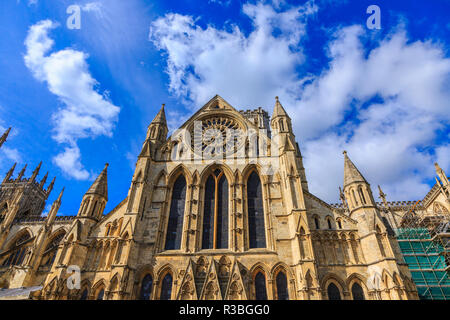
left=275, top=96, right=279, bottom=101
left=104, top=163, right=109, bottom=168
left=343, top=150, right=347, bottom=156
left=57, top=187, right=65, bottom=201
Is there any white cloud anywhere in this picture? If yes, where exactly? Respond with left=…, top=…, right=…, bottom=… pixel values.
left=53, top=145, right=90, bottom=180
left=149, top=1, right=450, bottom=202
left=149, top=1, right=317, bottom=108
left=24, top=20, right=120, bottom=180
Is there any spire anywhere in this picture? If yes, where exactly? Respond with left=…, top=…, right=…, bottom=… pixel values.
left=3, top=162, right=16, bottom=184
left=16, top=164, right=27, bottom=181
left=343, top=151, right=368, bottom=188
left=86, top=163, right=108, bottom=200
left=146, top=104, right=168, bottom=144
left=39, top=172, right=49, bottom=188
left=54, top=187, right=65, bottom=204
left=29, top=161, right=42, bottom=183
left=46, top=176, right=56, bottom=198
left=272, top=96, right=290, bottom=119
left=434, top=162, right=449, bottom=186
left=151, top=104, right=167, bottom=125
left=46, top=187, right=64, bottom=226
left=0, top=127, right=11, bottom=148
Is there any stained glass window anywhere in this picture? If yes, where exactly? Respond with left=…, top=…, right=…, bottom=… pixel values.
left=160, top=273, right=173, bottom=300
left=276, top=271, right=289, bottom=300
left=202, top=170, right=228, bottom=249
left=247, top=171, right=266, bottom=248
left=139, top=274, right=153, bottom=300
left=327, top=283, right=341, bottom=300
left=255, top=272, right=267, bottom=300
left=165, top=175, right=186, bottom=250
left=351, top=283, right=365, bottom=300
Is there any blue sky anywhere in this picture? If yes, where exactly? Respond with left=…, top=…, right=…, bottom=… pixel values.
left=0, top=0, right=449, bottom=216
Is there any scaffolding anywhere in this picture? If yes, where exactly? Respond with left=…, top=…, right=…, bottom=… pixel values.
left=395, top=201, right=450, bottom=300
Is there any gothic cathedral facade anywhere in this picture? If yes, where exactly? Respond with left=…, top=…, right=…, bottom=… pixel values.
left=1, top=95, right=449, bottom=300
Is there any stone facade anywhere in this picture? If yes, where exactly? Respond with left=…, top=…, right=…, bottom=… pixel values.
left=0, top=95, right=448, bottom=300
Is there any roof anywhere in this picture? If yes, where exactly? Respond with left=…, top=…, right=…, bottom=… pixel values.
left=86, top=163, right=108, bottom=200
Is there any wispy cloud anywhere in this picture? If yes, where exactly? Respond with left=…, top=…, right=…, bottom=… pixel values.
left=24, top=20, right=120, bottom=180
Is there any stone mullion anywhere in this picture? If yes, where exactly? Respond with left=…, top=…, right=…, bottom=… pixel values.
left=181, top=183, right=193, bottom=252
left=187, top=183, right=200, bottom=252
left=234, top=183, right=244, bottom=252
left=262, top=181, right=275, bottom=251
left=229, top=183, right=237, bottom=252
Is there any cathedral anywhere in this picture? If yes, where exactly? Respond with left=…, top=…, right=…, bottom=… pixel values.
left=0, top=95, right=448, bottom=300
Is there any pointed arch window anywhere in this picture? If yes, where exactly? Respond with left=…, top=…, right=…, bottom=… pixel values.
left=41, top=232, right=65, bottom=267
left=80, top=288, right=88, bottom=300
left=327, top=217, right=333, bottom=230
left=165, top=175, right=186, bottom=250
left=358, top=186, right=366, bottom=204
left=276, top=271, right=289, bottom=300
left=254, top=272, right=268, bottom=300
left=160, top=273, right=173, bottom=300
left=202, top=169, right=229, bottom=249
left=314, top=216, right=320, bottom=229
left=1, top=232, right=31, bottom=267
left=139, top=274, right=153, bottom=300
left=247, top=171, right=266, bottom=248
left=327, top=283, right=341, bottom=300
left=96, top=288, right=105, bottom=300
left=351, top=283, right=365, bottom=300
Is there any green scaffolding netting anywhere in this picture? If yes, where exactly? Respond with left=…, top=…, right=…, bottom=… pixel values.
left=395, top=227, right=450, bottom=300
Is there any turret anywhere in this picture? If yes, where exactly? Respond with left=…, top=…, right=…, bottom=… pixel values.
left=148, top=104, right=168, bottom=142
left=271, top=96, right=292, bottom=134
left=77, top=163, right=108, bottom=220
left=342, top=151, right=375, bottom=213
left=0, top=127, right=11, bottom=148
left=141, top=104, right=168, bottom=158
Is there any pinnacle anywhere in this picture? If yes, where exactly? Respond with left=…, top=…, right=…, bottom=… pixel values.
left=86, top=163, right=108, bottom=200
left=272, top=96, right=289, bottom=119
left=343, top=151, right=368, bottom=187
left=151, top=104, right=167, bottom=125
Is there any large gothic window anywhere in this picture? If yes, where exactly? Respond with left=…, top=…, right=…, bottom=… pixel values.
left=165, top=175, right=186, bottom=250
left=247, top=171, right=266, bottom=248
left=351, top=283, right=365, bottom=300
left=1, top=232, right=31, bottom=267
left=41, top=232, right=65, bottom=267
left=254, top=272, right=268, bottom=300
left=160, top=273, right=173, bottom=300
left=276, top=271, right=289, bottom=300
left=139, top=274, right=153, bottom=300
left=202, top=169, right=229, bottom=249
left=327, top=283, right=341, bottom=300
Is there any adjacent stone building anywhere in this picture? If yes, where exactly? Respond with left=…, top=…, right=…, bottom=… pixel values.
left=0, top=95, right=448, bottom=300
